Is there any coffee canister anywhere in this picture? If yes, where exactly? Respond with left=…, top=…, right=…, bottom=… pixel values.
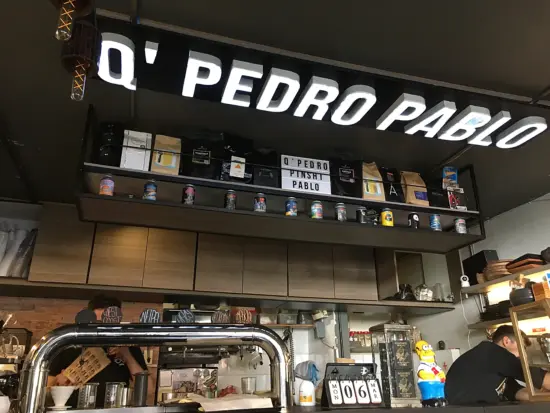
left=143, top=180, right=157, bottom=201
left=224, top=190, right=237, bottom=210
left=285, top=197, right=298, bottom=216
left=99, top=175, right=114, bottom=196
left=381, top=208, right=394, bottom=227
left=430, top=214, right=442, bottom=231
left=335, top=203, right=347, bottom=222
left=311, top=201, right=323, bottom=219
left=408, top=213, right=420, bottom=229
left=356, top=206, right=367, bottom=224
left=182, top=184, right=195, bottom=205
left=254, top=193, right=267, bottom=212
left=454, top=218, right=467, bottom=234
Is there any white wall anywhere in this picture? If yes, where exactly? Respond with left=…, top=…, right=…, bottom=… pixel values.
left=216, top=318, right=337, bottom=404
left=472, top=193, right=550, bottom=258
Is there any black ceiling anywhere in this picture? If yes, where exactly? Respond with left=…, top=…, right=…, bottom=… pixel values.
left=1, top=0, right=550, bottom=219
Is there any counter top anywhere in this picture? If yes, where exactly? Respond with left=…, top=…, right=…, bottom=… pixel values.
left=61, top=402, right=550, bottom=413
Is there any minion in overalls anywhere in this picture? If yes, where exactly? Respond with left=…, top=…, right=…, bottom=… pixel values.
left=415, top=340, right=447, bottom=407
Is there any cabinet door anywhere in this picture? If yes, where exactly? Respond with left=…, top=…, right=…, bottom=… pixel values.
left=143, top=229, right=197, bottom=290
left=195, top=234, right=243, bottom=293
left=29, top=203, right=94, bottom=284
left=288, top=242, right=334, bottom=298
left=243, top=239, right=287, bottom=296
left=88, top=224, right=148, bottom=287
left=333, top=246, right=377, bottom=300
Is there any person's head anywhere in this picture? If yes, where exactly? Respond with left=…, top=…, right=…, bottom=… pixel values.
left=492, top=325, right=530, bottom=357
left=88, top=295, right=122, bottom=320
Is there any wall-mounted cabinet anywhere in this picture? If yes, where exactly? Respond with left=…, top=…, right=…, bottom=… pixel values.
left=243, top=239, right=287, bottom=296
left=143, top=229, right=196, bottom=290
left=195, top=234, right=244, bottom=293
left=88, top=224, right=148, bottom=287
left=28, top=203, right=94, bottom=284
left=288, top=242, right=334, bottom=298
left=333, top=246, right=377, bottom=300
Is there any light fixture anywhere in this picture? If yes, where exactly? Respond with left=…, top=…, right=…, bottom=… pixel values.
left=51, top=0, right=93, bottom=41
left=60, top=18, right=100, bottom=101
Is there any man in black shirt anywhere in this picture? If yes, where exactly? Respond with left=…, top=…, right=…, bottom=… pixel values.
left=445, top=325, right=550, bottom=404
left=47, top=296, right=149, bottom=407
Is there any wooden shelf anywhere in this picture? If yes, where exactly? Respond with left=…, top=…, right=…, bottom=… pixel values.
left=0, top=277, right=455, bottom=315
left=84, top=162, right=481, bottom=219
left=468, top=317, right=512, bottom=330
left=77, top=194, right=483, bottom=253
left=263, top=324, right=313, bottom=329
left=462, top=264, right=550, bottom=294
left=468, top=303, right=549, bottom=329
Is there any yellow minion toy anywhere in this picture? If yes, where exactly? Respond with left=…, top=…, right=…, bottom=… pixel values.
left=415, top=340, right=446, bottom=406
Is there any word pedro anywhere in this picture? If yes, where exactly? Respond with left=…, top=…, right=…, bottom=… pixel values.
left=98, top=33, right=547, bottom=149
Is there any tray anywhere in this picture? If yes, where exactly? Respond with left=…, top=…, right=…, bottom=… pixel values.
left=509, top=264, right=543, bottom=274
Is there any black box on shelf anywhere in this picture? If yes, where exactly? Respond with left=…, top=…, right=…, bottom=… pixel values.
left=462, top=250, right=499, bottom=286
left=427, top=187, right=450, bottom=208
left=219, top=135, right=254, bottom=184
left=253, top=149, right=279, bottom=187
left=379, top=166, right=405, bottom=203
left=180, top=131, right=224, bottom=179
left=330, top=159, right=362, bottom=198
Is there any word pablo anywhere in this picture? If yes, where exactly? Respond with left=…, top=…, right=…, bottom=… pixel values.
left=98, top=33, right=547, bottom=149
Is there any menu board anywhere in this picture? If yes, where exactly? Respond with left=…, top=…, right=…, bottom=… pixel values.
left=280, top=154, right=331, bottom=195
left=63, top=348, right=111, bottom=386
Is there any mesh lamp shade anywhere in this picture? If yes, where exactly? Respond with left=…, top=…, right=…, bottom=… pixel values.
left=51, top=0, right=93, bottom=41
left=61, top=19, right=100, bottom=101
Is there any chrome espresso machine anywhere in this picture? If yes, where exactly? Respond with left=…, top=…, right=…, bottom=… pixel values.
left=0, top=327, right=32, bottom=399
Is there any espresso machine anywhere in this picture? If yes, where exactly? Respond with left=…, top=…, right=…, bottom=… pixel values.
left=0, top=327, right=32, bottom=399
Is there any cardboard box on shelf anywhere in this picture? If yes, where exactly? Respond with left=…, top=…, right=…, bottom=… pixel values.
left=151, top=135, right=181, bottom=175
left=120, top=130, right=152, bottom=171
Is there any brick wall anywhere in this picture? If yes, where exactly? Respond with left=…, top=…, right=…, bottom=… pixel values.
left=0, top=296, right=162, bottom=343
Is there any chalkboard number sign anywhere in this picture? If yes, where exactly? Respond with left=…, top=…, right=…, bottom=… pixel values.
left=367, top=380, right=383, bottom=404
left=321, top=363, right=384, bottom=409
left=353, top=380, right=371, bottom=404
left=328, top=380, right=343, bottom=405
left=340, top=380, right=358, bottom=404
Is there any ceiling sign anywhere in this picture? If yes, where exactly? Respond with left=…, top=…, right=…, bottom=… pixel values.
left=95, top=17, right=549, bottom=149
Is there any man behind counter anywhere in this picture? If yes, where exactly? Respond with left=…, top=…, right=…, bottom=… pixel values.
left=48, top=295, right=149, bottom=407
left=445, top=325, right=550, bottom=404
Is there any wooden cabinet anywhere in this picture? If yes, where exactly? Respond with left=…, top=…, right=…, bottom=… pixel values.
left=333, top=246, right=377, bottom=300
left=243, top=239, right=287, bottom=296
left=288, top=242, right=334, bottom=298
left=195, top=234, right=244, bottom=293
left=375, top=249, right=398, bottom=300
left=88, top=224, right=148, bottom=287
left=29, top=203, right=94, bottom=284
left=143, top=229, right=196, bottom=290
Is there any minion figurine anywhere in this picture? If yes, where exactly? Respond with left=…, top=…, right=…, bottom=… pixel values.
left=415, top=340, right=447, bottom=407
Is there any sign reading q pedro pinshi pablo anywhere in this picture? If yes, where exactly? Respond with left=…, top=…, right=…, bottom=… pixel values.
left=281, top=155, right=331, bottom=195
left=95, top=16, right=549, bottom=149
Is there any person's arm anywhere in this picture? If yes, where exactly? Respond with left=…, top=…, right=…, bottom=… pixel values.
left=538, top=370, right=550, bottom=391
left=515, top=387, right=531, bottom=401
left=47, top=371, right=73, bottom=386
